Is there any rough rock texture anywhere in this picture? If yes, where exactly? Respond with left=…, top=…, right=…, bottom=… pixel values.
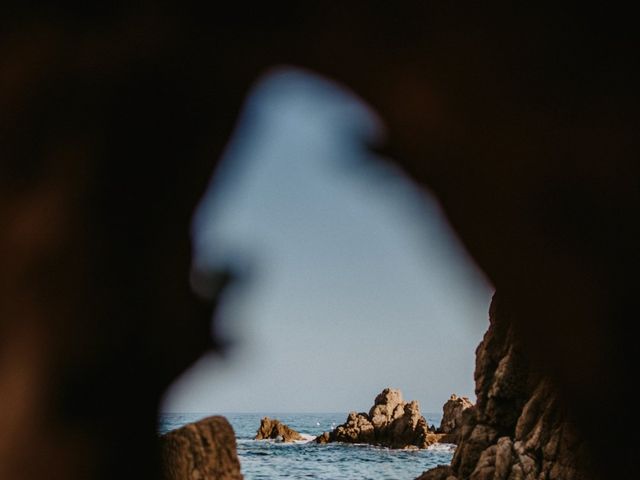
left=416, top=295, right=592, bottom=480
left=316, top=388, right=440, bottom=449
left=439, top=394, right=473, bottom=442
left=161, top=416, right=243, bottom=480
left=255, top=417, right=304, bottom=442
left=414, top=465, right=454, bottom=480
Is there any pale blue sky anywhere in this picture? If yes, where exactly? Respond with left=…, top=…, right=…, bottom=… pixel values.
left=161, top=67, right=493, bottom=414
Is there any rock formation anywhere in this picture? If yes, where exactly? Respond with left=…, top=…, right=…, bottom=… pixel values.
left=415, top=294, right=592, bottom=480
left=161, top=416, right=243, bottom=480
left=436, top=394, right=474, bottom=444
left=3, top=5, right=637, bottom=480
left=316, top=388, right=440, bottom=449
left=255, top=417, right=304, bottom=442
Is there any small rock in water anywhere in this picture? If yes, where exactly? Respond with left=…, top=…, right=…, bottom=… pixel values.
left=255, top=417, right=304, bottom=442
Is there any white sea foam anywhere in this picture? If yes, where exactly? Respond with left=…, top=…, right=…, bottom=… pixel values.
left=427, top=442, right=456, bottom=453
left=249, top=433, right=316, bottom=445
left=296, top=433, right=317, bottom=443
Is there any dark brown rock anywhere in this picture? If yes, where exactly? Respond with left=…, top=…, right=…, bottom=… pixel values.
left=315, top=432, right=332, bottom=444
left=414, top=465, right=454, bottom=480
left=316, top=388, right=439, bottom=449
left=161, top=416, right=243, bottom=480
left=416, top=295, right=592, bottom=480
left=255, top=417, right=304, bottom=442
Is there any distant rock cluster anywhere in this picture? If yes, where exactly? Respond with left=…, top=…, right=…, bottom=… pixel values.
left=157, top=389, right=478, bottom=480
left=255, top=417, right=304, bottom=442
left=315, top=388, right=442, bottom=449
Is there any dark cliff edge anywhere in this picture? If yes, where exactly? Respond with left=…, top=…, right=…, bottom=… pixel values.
left=416, top=294, right=591, bottom=480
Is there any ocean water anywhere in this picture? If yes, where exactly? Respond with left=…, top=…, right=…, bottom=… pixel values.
left=159, top=412, right=454, bottom=480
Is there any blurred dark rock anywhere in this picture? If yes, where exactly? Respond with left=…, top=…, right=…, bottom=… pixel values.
left=161, top=416, right=243, bottom=480
left=414, top=465, right=454, bottom=480
left=316, top=388, right=440, bottom=449
left=416, top=295, right=592, bottom=480
left=255, top=417, right=304, bottom=442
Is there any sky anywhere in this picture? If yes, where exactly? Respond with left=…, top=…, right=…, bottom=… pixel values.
left=160, top=67, right=493, bottom=414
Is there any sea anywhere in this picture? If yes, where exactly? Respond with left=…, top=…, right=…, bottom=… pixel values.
left=158, top=412, right=454, bottom=480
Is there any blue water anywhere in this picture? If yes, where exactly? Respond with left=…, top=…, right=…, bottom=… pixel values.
left=159, top=412, right=454, bottom=479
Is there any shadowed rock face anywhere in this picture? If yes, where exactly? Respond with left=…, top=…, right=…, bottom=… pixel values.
left=316, top=388, right=439, bottom=449
left=255, top=417, right=303, bottom=442
left=416, top=294, right=592, bottom=480
left=161, top=416, right=243, bottom=480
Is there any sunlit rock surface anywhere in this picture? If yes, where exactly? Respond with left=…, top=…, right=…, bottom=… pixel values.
left=438, top=394, right=474, bottom=444
left=255, top=417, right=304, bottom=442
left=316, top=388, right=441, bottom=449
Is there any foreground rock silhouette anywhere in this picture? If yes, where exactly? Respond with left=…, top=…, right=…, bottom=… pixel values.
left=415, top=295, right=591, bottom=480
left=316, top=388, right=440, bottom=449
left=255, top=417, right=304, bottom=442
left=161, top=416, right=243, bottom=480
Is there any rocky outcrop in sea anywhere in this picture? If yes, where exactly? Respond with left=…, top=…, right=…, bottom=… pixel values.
left=161, top=416, right=243, bottom=480
left=316, top=388, right=440, bottom=449
left=438, top=394, right=473, bottom=443
left=255, top=417, right=304, bottom=442
left=415, top=294, right=591, bottom=480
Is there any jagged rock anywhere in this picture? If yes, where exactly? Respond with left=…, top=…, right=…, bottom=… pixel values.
left=440, top=394, right=473, bottom=436
left=416, top=294, right=592, bottom=480
left=315, top=388, right=440, bottom=449
left=255, top=417, right=304, bottom=442
left=161, top=416, right=243, bottom=480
